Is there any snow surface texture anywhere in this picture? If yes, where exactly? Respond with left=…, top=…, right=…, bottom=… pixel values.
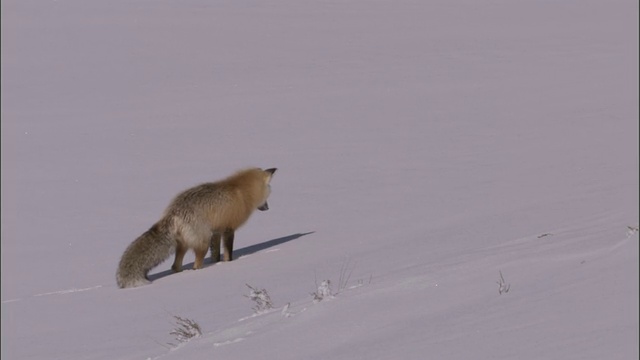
left=1, top=0, right=638, bottom=359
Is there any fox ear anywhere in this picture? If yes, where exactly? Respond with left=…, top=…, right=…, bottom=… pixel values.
left=264, top=168, right=277, bottom=176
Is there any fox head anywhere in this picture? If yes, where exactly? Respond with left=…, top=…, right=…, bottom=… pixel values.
left=257, top=168, right=277, bottom=211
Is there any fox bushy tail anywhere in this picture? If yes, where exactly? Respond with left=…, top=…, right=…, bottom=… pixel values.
left=116, top=219, right=176, bottom=288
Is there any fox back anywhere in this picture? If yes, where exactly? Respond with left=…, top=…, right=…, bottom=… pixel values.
left=165, top=168, right=275, bottom=232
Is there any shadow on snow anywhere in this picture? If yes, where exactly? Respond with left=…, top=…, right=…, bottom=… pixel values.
left=148, top=232, right=314, bottom=282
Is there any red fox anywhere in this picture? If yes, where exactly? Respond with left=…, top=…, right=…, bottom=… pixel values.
left=116, top=168, right=277, bottom=288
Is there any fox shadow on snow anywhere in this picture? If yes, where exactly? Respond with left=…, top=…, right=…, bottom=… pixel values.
left=148, top=232, right=314, bottom=282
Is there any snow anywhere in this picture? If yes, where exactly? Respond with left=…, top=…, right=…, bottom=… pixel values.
left=1, top=0, right=638, bottom=359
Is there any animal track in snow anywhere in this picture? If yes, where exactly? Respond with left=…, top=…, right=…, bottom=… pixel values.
left=2, top=285, right=103, bottom=304
left=213, top=337, right=245, bottom=347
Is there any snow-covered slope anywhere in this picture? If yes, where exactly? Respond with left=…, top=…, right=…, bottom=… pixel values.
left=2, top=0, right=637, bottom=359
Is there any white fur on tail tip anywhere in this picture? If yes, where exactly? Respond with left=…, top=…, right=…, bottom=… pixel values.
left=116, top=273, right=150, bottom=289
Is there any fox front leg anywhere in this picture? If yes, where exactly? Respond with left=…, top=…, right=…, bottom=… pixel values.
left=223, top=229, right=235, bottom=262
left=210, top=232, right=222, bottom=264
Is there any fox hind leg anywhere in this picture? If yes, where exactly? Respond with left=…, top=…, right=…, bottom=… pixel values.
left=172, top=241, right=187, bottom=272
left=193, top=247, right=208, bottom=269
left=223, top=229, right=235, bottom=262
